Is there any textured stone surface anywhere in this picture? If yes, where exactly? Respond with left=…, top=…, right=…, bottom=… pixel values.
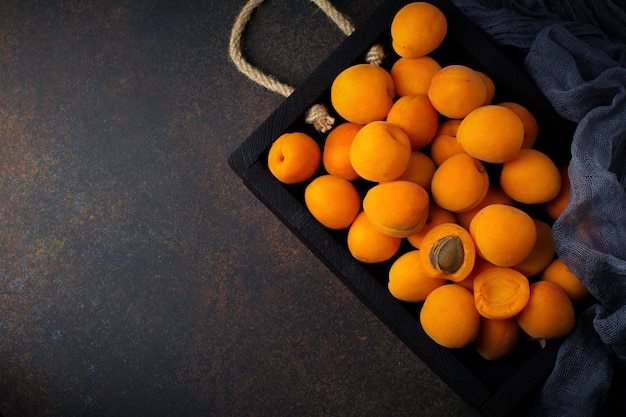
left=0, top=1, right=481, bottom=416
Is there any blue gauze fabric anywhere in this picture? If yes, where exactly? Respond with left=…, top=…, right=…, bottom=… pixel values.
left=449, top=1, right=626, bottom=416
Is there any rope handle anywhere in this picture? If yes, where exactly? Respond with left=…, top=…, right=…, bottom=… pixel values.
left=229, top=0, right=385, bottom=132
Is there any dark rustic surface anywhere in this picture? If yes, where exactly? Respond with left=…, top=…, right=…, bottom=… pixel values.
left=0, top=1, right=512, bottom=416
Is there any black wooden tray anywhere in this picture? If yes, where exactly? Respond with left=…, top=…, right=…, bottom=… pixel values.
left=229, top=1, right=576, bottom=415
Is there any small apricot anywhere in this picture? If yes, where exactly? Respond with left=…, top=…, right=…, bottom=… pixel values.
left=428, top=65, right=487, bottom=119
left=363, top=180, right=430, bottom=238
left=516, top=281, right=576, bottom=340
left=513, top=219, right=556, bottom=277
left=407, top=201, right=456, bottom=249
left=390, top=56, right=442, bottom=97
left=474, top=317, right=521, bottom=360
left=457, top=105, right=524, bottom=163
left=545, top=164, right=571, bottom=219
left=322, top=122, right=363, bottom=181
left=267, top=132, right=321, bottom=184
left=420, top=284, right=480, bottom=348
left=388, top=250, right=446, bottom=302
left=498, top=102, right=539, bottom=148
left=347, top=212, right=402, bottom=263
left=386, top=94, right=439, bottom=150
left=419, top=222, right=475, bottom=282
left=431, top=153, right=489, bottom=213
left=304, top=175, right=361, bottom=230
left=394, top=150, right=437, bottom=192
left=391, top=2, right=448, bottom=58
left=473, top=266, right=530, bottom=319
left=469, top=204, right=537, bottom=267
left=541, top=258, right=589, bottom=303
left=500, top=148, right=561, bottom=204
left=476, top=71, right=496, bottom=105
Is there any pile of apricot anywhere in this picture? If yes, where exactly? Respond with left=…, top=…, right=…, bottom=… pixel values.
left=266, top=2, right=586, bottom=360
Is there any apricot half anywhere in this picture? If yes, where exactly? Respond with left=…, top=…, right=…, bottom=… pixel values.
left=473, top=266, right=530, bottom=319
left=419, top=222, right=476, bottom=282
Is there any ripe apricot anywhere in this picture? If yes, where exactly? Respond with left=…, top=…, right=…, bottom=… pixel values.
left=456, top=185, right=513, bottom=230
left=500, top=148, right=561, bottom=204
left=386, top=94, right=439, bottom=150
left=419, top=222, right=476, bottom=282
left=516, top=281, right=576, bottom=340
left=457, top=105, right=524, bottom=163
left=428, top=65, right=487, bottom=119
left=330, top=63, right=395, bottom=124
left=322, top=122, right=363, bottom=181
left=436, top=119, right=461, bottom=137
left=474, top=317, right=521, bottom=360
left=469, top=204, right=537, bottom=267
left=406, top=201, right=456, bottom=249
left=473, top=266, right=530, bottom=319
left=304, top=175, right=361, bottom=230
left=541, top=258, right=589, bottom=303
left=394, top=150, right=437, bottom=192
left=476, top=71, right=496, bottom=105
left=420, top=284, right=480, bottom=348
left=513, top=219, right=556, bottom=277
left=457, top=257, right=496, bottom=293
left=390, top=56, right=442, bottom=97
left=347, top=211, right=402, bottom=264
left=391, top=2, right=448, bottom=58
left=267, top=132, right=321, bottom=184
left=349, top=121, right=412, bottom=182
left=363, top=180, right=430, bottom=238
left=545, top=164, right=571, bottom=219
left=388, top=250, right=446, bottom=302
left=431, top=153, right=489, bottom=213
left=498, top=101, right=539, bottom=148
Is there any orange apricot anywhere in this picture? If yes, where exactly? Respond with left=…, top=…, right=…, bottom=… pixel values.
left=469, top=204, right=537, bottom=267
left=473, top=266, right=530, bottom=319
left=516, top=281, right=576, bottom=340
left=330, top=63, right=395, bottom=124
left=428, top=65, right=487, bottom=119
left=419, top=222, right=476, bottom=282
left=391, top=2, right=448, bottom=58
left=267, top=132, right=321, bottom=184
left=322, top=122, right=363, bottom=181
left=347, top=211, right=402, bottom=263
left=476, top=71, right=496, bottom=105
left=431, top=153, right=489, bottom=213
left=457, top=105, right=524, bottom=163
left=304, top=175, right=361, bottom=230
left=456, top=185, right=514, bottom=230
left=420, top=284, right=480, bottom=348
left=498, top=101, right=539, bottom=148
left=388, top=250, right=446, bottom=302
left=541, top=258, right=589, bottom=303
left=349, top=121, right=412, bottom=182
left=513, top=219, right=556, bottom=277
left=456, top=257, right=496, bottom=293
left=429, top=134, right=465, bottom=166
left=474, top=317, right=521, bottom=360
left=390, top=56, right=442, bottom=97
left=500, top=148, right=562, bottom=204
left=386, top=94, right=439, bottom=150
left=545, top=164, right=571, bottom=219
left=363, top=180, right=430, bottom=238
left=394, top=150, right=437, bottom=192
left=436, top=119, right=461, bottom=136
left=407, top=201, right=456, bottom=249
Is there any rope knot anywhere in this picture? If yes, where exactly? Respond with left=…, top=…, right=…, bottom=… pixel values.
left=304, top=104, right=335, bottom=133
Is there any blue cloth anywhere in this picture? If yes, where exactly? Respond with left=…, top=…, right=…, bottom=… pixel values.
left=449, top=1, right=626, bottom=416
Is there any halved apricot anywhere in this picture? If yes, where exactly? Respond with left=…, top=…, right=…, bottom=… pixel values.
left=419, top=223, right=476, bottom=282
left=473, top=266, right=530, bottom=319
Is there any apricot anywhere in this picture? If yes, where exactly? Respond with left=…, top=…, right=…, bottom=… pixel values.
left=457, top=257, right=496, bottom=293
left=474, top=317, right=521, bottom=360
left=349, top=121, right=412, bottom=182
left=406, top=201, right=456, bottom=249
left=431, top=153, right=489, bottom=213
left=419, top=222, right=475, bottom=282
left=498, top=101, right=539, bottom=148
left=420, top=284, right=480, bottom=348
left=456, top=185, right=513, bottom=230
left=322, top=122, right=363, bottom=181
left=545, top=164, right=571, bottom=219
left=469, top=204, right=537, bottom=267
left=391, top=2, right=448, bottom=58
left=347, top=211, right=402, bottom=263
left=476, top=71, right=496, bottom=105
left=390, top=56, right=442, bottom=97
left=457, top=105, right=524, bottom=163
left=386, top=94, right=439, bottom=150
left=513, top=219, right=556, bottom=277
left=500, top=148, right=561, bottom=204
left=388, top=250, right=446, bottom=302
left=267, top=132, right=321, bottom=184
left=473, top=266, right=530, bottom=319
left=363, top=180, right=430, bottom=238
left=436, top=119, right=461, bottom=137
left=394, top=150, right=437, bottom=191
left=428, top=65, right=487, bottom=119
left=516, top=281, right=576, bottom=340
left=304, top=175, right=361, bottom=230
left=541, top=258, right=589, bottom=303
left=330, top=63, right=395, bottom=124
